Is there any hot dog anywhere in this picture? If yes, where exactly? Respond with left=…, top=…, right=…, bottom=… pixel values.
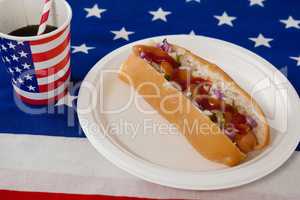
left=119, top=39, right=270, bottom=166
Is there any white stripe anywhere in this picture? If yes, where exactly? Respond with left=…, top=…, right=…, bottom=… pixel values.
left=37, top=60, right=70, bottom=85
left=37, top=0, right=53, bottom=35
left=43, top=0, right=52, bottom=12
left=38, top=0, right=52, bottom=35
left=37, top=23, right=47, bottom=36
left=13, top=76, right=69, bottom=100
left=0, top=134, right=299, bottom=199
left=32, top=26, right=70, bottom=53
left=33, top=44, right=70, bottom=70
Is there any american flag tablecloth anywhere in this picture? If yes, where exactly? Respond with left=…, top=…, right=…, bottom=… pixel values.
left=0, top=0, right=300, bottom=199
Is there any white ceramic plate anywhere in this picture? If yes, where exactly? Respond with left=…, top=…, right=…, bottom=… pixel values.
left=77, top=35, right=300, bottom=190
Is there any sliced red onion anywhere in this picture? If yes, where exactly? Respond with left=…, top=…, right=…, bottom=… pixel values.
left=213, top=89, right=224, bottom=99
left=157, top=39, right=172, bottom=52
left=224, top=128, right=237, bottom=141
left=246, top=116, right=258, bottom=128
left=140, top=52, right=146, bottom=59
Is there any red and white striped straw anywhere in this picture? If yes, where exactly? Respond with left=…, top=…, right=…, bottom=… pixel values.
left=37, top=0, right=53, bottom=35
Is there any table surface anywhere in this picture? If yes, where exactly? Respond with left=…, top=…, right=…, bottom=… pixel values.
left=0, top=0, right=299, bottom=199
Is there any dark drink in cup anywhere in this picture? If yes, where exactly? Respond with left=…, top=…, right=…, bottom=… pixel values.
left=9, top=25, right=58, bottom=37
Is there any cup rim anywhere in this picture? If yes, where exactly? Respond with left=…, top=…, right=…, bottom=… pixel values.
left=0, top=0, right=72, bottom=41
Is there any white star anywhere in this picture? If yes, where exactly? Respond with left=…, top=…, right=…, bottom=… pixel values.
left=280, top=16, right=300, bottom=29
left=214, top=12, right=236, bottom=27
left=19, top=51, right=28, bottom=58
left=7, top=42, right=16, bottom=49
left=22, top=63, right=31, bottom=69
left=1, top=45, right=7, bottom=51
left=84, top=4, right=106, bottom=18
left=111, top=27, right=134, bottom=41
left=149, top=7, right=171, bottom=22
left=249, top=34, right=273, bottom=48
left=27, top=85, right=36, bottom=91
left=2, top=57, right=5, bottom=63
left=189, top=30, right=196, bottom=35
left=290, top=56, right=300, bottom=66
left=5, top=57, right=10, bottom=63
left=11, top=54, right=19, bottom=61
left=8, top=68, right=14, bottom=74
left=17, top=77, right=24, bottom=84
left=17, top=41, right=24, bottom=45
left=249, top=0, right=265, bottom=7
left=55, top=92, right=78, bottom=107
left=15, top=67, right=22, bottom=73
left=186, top=0, right=201, bottom=3
left=72, top=44, right=95, bottom=54
left=24, top=74, right=33, bottom=80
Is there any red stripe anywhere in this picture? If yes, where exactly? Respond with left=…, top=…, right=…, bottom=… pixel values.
left=32, top=34, right=70, bottom=62
left=38, top=67, right=71, bottom=92
left=35, top=52, right=70, bottom=78
left=16, top=88, right=68, bottom=105
left=39, top=10, right=50, bottom=24
left=0, top=190, right=163, bottom=200
left=30, top=26, right=68, bottom=45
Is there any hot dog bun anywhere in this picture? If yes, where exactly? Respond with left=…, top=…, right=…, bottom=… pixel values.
left=119, top=41, right=269, bottom=166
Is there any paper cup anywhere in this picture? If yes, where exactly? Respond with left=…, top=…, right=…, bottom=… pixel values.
left=0, top=0, right=72, bottom=105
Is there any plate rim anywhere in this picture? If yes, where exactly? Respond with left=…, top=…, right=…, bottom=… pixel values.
left=77, top=34, right=300, bottom=190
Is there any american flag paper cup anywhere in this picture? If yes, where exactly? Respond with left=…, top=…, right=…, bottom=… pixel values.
left=0, top=0, right=72, bottom=105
